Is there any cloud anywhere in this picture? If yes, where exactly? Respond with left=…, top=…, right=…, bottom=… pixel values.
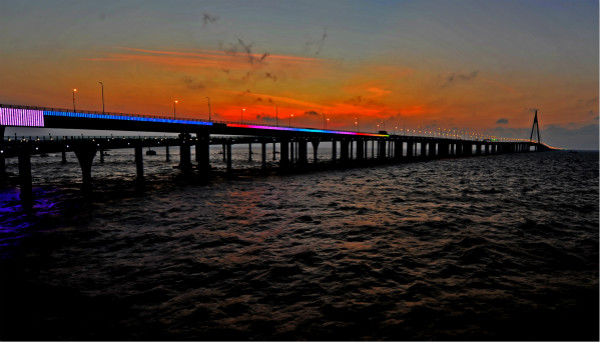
left=443, top=71, right=479, bottom=87
left=304, top=110, right=320, bottom=116
left=202, top=12, right=219, bottom=27
left=305, top=27, right=328, bottom=55
left=496, top=118, right=509, bottom=124
left=183, top=77, right=205, bottom=90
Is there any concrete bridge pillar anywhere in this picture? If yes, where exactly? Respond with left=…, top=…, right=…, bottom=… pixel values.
left=99, top=149, right=105, bottom=163
left=378, top=139, right=386, bottom=159
left=273, top=141, right=277, bottom=161
left=331, top=139, right=337, bottom=162
left=280, top=139, right=289, bottom=169
left=248, top=143, right=253, bottom=161
left=165, top=145, right=170, bottom=162
left=394, top=140, right=403, bottom=161
left=221, top=143, right=226, bottom=161
left=0, top=126, right=6, bottom=183
left=356, top=139, right=364, bottom=160
left=18, top=148, right=33, bottom=205
left=311, top=140, right=320, bottom=163
left=406, top=141, right=414, bottom=158
left=420, top=141, right=427, bottom=158
left=340, top=139, right=349, bottom=162
left=73, top=142, right=97, bottom=193
left=179, top=133, right=192, bottom=171
left=298, top=139, right=308, bottom=166
left=196, top=132, right=210, bottom=173
left=61, top=150, right=67, bottom=164
left=261, top=142, right=267, bottom=171
left=485, top=144, right=490, bottom=154
left=476, top=143, right=482, bottom=155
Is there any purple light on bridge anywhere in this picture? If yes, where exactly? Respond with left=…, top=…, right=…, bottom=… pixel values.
left=0, top=107, right=44, bottom=127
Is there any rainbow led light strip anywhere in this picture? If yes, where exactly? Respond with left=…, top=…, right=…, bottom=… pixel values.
left=0, top=108, right=44, bottom=127
left=228, top=123, right=389, bottom=137
left=43, top=110, right=213, bottom=126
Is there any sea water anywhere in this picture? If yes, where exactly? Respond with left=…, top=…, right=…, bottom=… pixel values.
left=0, top=149, right=598, bottom=340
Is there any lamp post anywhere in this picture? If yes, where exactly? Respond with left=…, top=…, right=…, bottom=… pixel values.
left=354, top=117, right=359, bottom=132
left=206, top=97, right=211, bottom=121
left=326, top=118, right=330, bottom=130
left=173, top=100, right=178, bottom=119
left=241, top=108, right=245, bottom=123
left=289, top=113, right=294, bottom=127
left=72, top=88, right=77, bottom=112
left=98, top=82, right=104, bottom=114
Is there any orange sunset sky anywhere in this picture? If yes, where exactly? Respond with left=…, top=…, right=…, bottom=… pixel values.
left=1, top=0, right=598, bottom=149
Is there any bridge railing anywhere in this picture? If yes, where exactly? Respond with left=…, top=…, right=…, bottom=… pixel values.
left=2, top=103, right=539, bottom=143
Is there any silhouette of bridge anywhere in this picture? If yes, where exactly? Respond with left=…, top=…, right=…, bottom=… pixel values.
left=1, top=104, right=554, bottom=204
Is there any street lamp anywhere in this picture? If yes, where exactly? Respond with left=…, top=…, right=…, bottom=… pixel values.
left=72, top=88, right=77, bottom=112
left=173, top=100, right=178, bottom=119
left=289, top=113, right=294, bottom=127
left=98, top=82, right=104, bottom=114
left=354, top=117, right=359, bottom=132
left=206, top=97, right=211, bottom=121
left=326, top=118, right=330, bottom=130
left=241, top=108, right=245, bottom=123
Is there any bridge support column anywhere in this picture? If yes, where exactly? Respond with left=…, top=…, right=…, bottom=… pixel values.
left=378, top=139, right=386, bottom=159
left=476, top=143, right=482, bottom=155
left=73, top=143, right=97, bottom=193
left=485, top=144, right=490, bottom=155
left=340, top=139, right=349, bottom=163
left=261, top=142, right=267, bottom=171
left=100, top=149, right=105, bottom=163
left=311, top=140, right=320, bottom=164
left=165, top=145, right=170, bottom=162
left=273, top=141, right=277, bottom=161
left=18, top=149, right=33, bottom=205
left=298, top=139, right=308, bottom=166
left=135, top=145, right=144, bottom=183
left=290, top=141, right=295, bottom=163
left=280, top=139, right=289, bottom=169
left=0, top=126, right=6, bottom=183
left=248, top=143, right=253, bottom=161
left=222, top=144, right=227, bottom=161
left=356, top=139, right=364, bottom=161
left=331, top=140, right=337, bottom=162
left=406, top=142, right=414, bottom=158
left=394, top=140, right=403, bottom=161
left=61, top=150, right=67, bottom=164
left=179, top=134, right=192, bottom=172
left=421, top=142, right=427, bottom=158
left=196, top=132, right=210, bottom=173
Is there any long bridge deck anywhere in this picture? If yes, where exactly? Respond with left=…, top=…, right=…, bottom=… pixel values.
left=1, top=104, right=554, bottom=204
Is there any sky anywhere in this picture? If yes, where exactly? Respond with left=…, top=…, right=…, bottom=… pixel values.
left=0, top=0, right=598, bottom=149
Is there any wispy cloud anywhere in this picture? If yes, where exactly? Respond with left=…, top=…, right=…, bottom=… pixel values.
left=202, top=12, right=218, bottom=27
left=442, top=71, right=479, bottom=87
left=83, top=47, right=326, bottom=70
left=496, top=118, right=509, bottom=124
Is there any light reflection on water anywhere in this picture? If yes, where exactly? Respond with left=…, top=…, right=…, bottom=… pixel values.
left=0, top=150, right=598, bottom=340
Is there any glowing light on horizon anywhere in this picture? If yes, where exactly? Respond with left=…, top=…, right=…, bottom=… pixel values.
left=227, top=123, right=389, bottom=137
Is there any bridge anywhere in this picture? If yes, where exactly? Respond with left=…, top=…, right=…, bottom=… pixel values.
left=1, top=104, right=554, bottom=204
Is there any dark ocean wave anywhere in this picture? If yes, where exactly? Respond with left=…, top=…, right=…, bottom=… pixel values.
left=0, top=150, right=598, bottom=340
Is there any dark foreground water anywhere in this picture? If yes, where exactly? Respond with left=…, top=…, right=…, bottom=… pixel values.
left=0, top=150, right=598, bottom=340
